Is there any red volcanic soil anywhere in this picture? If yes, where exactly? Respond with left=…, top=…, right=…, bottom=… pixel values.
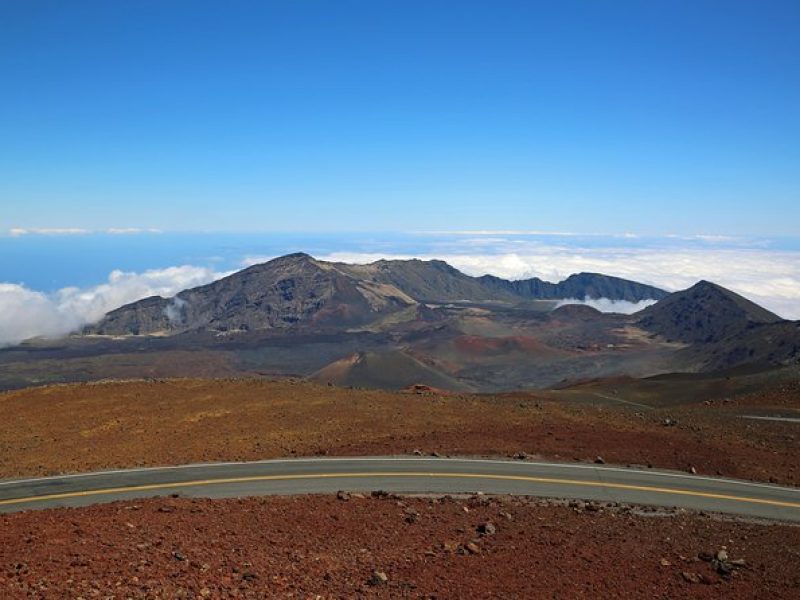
left=0, top=379, right=798, bottom=485
left=733, top=380, right=800, bottom=409
left=1, top=494, right=798, bottom=599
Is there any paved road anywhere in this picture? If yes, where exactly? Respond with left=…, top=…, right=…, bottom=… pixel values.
left=741, top=415, right=800, bottom=424
left=1, top=457, right=799, bottom=521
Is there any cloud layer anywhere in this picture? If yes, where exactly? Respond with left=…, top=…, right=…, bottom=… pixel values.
left=316, top=245, right=800, bottom=319
left=2, top=239, right=799, bottom=347
left=0, top=266, right=224, bottom=347
left=7, top=228, right=162, bottom=236
left=554, top=297, right=658, bottom=314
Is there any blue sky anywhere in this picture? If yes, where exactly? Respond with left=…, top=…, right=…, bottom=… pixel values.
left=1, top=1, right=799, bottom=235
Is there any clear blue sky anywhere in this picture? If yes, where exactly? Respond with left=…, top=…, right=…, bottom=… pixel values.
left=1, top=1, right=798, bottom=235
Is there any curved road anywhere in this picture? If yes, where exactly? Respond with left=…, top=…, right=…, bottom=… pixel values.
left=1, top=457, right=799, bottom=522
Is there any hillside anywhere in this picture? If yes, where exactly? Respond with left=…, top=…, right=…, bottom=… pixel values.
left=637, top=280, right=784, bottom=344
left=679, top=320, right=800, bottom=371
left=309, top=350, right=472, bottom=391
left=86, top=253, right=668, bottom=337
left=336, top=258, right=520, bottom=303
left=88, top=253, right=416, bottom=336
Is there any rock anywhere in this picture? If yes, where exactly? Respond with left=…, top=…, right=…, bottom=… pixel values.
left=368, top=571, right=388, bottom=586
left=688, top=466, right=697, bottom=475
left=404, top=508, right=421, bottom=523
left=715, top=560, right=733, bottom=576
left=660, top=558, right=672, bottom=566
left=716, top=549, right=728, bottom=562
left=729, top=558, right=747, bottom=567
left=464, top=542, right=481, bottom=555
left=476, top=522, right=496, bottom=536
left=681, top=571, right=701, bottom=584
left=662, top=418, right=678, bottom=427
left=512, top=452, right=528, bottom=460
left=594, top=456, right=606, bottom=464
left=412, top=449, right=423, bottom=456
left=698, top=552, right=714, bottom=562
left=442, top=541, right=459, bottom=553
left=430, top=451, right=441, bottom=458
left=172, top=551, right=186, bottom=561
left=371, top=490, right=389, bottom=498
left=336, top=491, right=350, bottom=501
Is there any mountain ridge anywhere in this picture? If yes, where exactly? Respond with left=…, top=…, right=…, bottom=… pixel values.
left=86, top=253, right=669, bottom=336
left=636, top=280, right=784, bottom=344
left=478, top=272, right=669, bottom=302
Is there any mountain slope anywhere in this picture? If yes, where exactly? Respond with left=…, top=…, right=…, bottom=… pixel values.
left=309, top=350, right=472, bottom=391
left=637, top=280, right=784, bottom=344
left=87, top=253, right=671, bottom=337
left=87, top=253, right=416, bottom=336
left=679, top=320, right=800, bottom=371
left=477, top=272, right=668, bottom=302
left=335, top=259, right=520, bottom=303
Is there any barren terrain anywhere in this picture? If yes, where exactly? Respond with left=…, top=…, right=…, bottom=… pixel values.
left=1, top=377, right=797, bottom=485
left=1, top=493, right=798, bottom=598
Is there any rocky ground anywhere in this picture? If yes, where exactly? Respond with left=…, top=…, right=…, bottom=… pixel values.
left=0, top=378, right=797, bottom=485
left=1, top=493, right=798, bottom=598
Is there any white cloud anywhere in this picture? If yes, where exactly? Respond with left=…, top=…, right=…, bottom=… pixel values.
left=7, top=227, right=162, bottom=236
left=414, top=230, right=744, bottom=243
left=9, top=227, right=90, bottom=236
left=164, top=296, right=188, bottom=324
left=416, top=230, right=584, bottom=236
left=104, top=228, right=163, bottom=235
left=0, top=284, right=84, bottom=347
left=0, top=266, right=225, bottom=347
left=555, top=297, right=657, bottom=315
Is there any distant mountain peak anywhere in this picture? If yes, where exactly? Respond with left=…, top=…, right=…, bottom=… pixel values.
left=262, top=251, right=316, bottom=265
left=638, top=280, right=782, bottom=344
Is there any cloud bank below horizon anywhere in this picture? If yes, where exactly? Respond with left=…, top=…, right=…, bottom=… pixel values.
left=315, top=245, right=800, bottom=320
left=0, top=266, right=224, bottom=347
left=554, top=297, right=658, bottom=314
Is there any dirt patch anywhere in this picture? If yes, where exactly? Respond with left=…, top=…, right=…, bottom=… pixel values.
left=0, top=378, right=797, bottom=484
left=1, top=494, right=798, bottom=598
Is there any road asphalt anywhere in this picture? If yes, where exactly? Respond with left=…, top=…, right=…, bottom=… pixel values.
left=1, top=457, right=799, bottom=521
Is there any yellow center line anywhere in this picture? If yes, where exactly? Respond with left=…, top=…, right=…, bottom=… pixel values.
left=1, top=472, right=799, bottom=510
